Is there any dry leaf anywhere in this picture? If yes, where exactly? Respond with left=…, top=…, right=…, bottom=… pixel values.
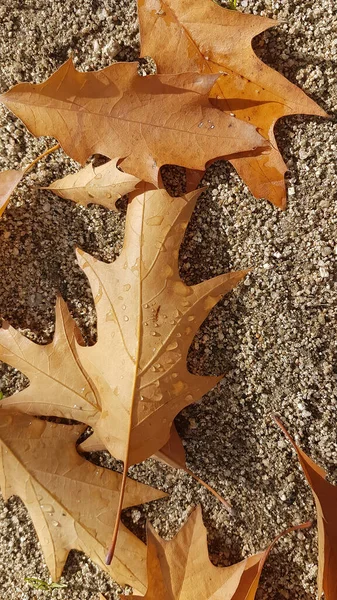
left=138, top=0, right=327, bottom=207
left=0, top=60, right=269, bottom=186
left=0, top=412, right=165, bottom=591
left=121, top=506, right=260, bottom=600
left=0, top=185, right=245, bottom=563
left=0, top=169, right=24, bottom=217
left=46, top=159, right=141, bottom=211
left=0, top=186, right=246, bottom=467
left=275, top=417, right=337, bottom=600
left=120, top=505, right=310, bottom=600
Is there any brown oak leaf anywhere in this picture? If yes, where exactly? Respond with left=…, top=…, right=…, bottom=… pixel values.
left=0, top=412, right=165, bottom=591
left=0, top=184, right=245, bottom=562
left=0, top=60, right=269, bottom=187
left=0, top=185, right=246, bottom=561
left=0, top=186, right=246, bottom=466
left=45, top=159, right=141, bottom=211
left=138, top=0, right=327, bottom=207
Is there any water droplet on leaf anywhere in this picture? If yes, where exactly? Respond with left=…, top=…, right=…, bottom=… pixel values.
left=52, top=520, right=60, bottom=528
left=94, top=286, right=103, bottom=304
left=40, top=504, right=54, bottom=514
left=167, top=341, right=178, bottom=351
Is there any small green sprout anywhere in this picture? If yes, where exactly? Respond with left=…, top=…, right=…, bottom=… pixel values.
left=0, top=391, right=3, bottom=400
left=25, top=577, right=68, bottom=591
left=228, top=0, right=237, bottom=9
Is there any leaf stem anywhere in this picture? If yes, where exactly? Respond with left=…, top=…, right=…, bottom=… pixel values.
left=185, top=467, right=233, bottom=514
left=257, top=519, right=312, bottom=579
left=105, top=462, right=129, bottom=565
left=23, top=142, right=60, bottom=174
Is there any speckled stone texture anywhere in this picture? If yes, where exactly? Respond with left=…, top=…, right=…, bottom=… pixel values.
left=0, top=0, right=336, bottom=599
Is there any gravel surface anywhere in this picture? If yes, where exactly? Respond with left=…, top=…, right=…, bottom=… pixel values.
left=0, top=0, right=336, bottom=599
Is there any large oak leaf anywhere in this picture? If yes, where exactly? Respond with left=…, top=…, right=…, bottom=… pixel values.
left=0, top=413, right=165, bottom=591
left=0, top=186, right=246, bottom=466
left=0, top=61, right=268, bottom=186
left=138, top=0, right=327, bottom=207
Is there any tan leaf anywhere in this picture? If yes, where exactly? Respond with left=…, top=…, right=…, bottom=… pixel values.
left=0, top=169, right=24, bottom=217
left=138, top=0, right=327, bottom=207
left=75, top=186, right=246, bottom=467
left=45, top=159, right=141, bottom=211
left=0, top=412, right=165, bottom=591
left=120, top=505, right=309, bottom=600
left=0, top=186, right=246, bottom=467
left=0, top=60, right=269, bottom=186
left=0, top=185, right=246, bottom=562
left=275, top=417, right=337, bottom=600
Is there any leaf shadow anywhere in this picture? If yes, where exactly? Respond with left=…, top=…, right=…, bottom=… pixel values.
left=0, top=186, right=127, bottom=344
left=253, top=29, right=335, bottom=114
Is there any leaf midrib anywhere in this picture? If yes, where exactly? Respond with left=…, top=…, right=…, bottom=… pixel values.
left=5, top=97, right=247, bottom=141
